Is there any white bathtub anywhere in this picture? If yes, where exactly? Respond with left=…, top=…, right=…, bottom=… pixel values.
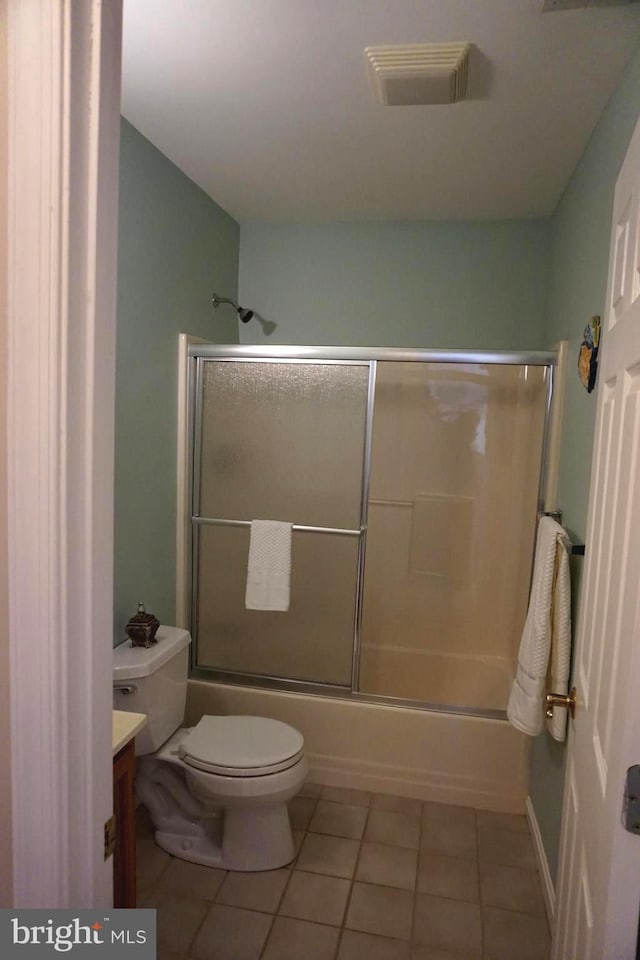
left=186, top=679, right=530, bottom=814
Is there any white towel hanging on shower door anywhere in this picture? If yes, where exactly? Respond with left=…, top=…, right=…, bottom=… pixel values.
left=507, top=515, right=572, bottom=740
left=245, top=520, right=292, bottom=612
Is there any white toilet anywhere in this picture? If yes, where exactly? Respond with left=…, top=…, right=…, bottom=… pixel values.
left=113, top=625, right=308, bottom=871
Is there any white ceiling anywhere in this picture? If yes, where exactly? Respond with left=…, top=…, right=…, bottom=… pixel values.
left=121, top=1, right=640, bottom=222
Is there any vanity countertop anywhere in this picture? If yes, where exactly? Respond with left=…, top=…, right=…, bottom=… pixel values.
left=112, top=710, right=147, bottom=756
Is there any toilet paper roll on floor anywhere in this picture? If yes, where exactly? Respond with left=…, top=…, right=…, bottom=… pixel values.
left=245, top=520, right=292, bottom=612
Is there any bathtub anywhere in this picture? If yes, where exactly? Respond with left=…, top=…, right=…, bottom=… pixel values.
left=186, top=679, right=530, bottom=814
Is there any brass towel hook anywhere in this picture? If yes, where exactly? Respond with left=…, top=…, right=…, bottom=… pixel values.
left=545, top=687, right=577, bottom=720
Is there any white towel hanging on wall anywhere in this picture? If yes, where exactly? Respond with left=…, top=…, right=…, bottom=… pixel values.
left=507, top=515, right=572, bottom=741
left=245, top=520, right=292, bottom=612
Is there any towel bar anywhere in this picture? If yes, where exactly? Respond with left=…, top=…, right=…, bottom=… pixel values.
left=542, top=512, right=585, bottom=556
left=192, top=516, right=362, bottom=537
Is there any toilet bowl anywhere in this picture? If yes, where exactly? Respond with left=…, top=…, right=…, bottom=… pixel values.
left=113, top=626, right=307, bottom=871
left=137, top=717, right=308, bottom=870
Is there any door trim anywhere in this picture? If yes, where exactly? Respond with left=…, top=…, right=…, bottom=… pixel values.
left=7, top=0, right=122, bottom=906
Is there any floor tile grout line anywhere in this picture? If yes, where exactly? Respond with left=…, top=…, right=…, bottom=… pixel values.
left=268, top=789, right=320, bottom=939
left=320, top=784, right=373, bottom=808
left=332, top=790, right=372, bottom=957
left=297, top=834, right=362, bottom=881
left=410, top=796, right=424, bottom=947
left=307, top=828, right=419, bottom=850
left=474, top=806, right=485, bottom=960
left=181, top=881, right=220, bottom=960
left=256, top=846, right=299, bottom=960
left=414, top=804, right=483, bottom=958
left=267, top=790, right=345, bottom=958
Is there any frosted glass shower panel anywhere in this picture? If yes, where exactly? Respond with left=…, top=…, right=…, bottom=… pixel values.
left=359, top=361, right=547, bottom=710
left=198, top=360, right=369, bottom=528
left=195, top=524, right=359, bottom=685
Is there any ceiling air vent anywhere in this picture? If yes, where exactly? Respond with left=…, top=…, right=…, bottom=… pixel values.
left=365, top=43, right=471, bottom=106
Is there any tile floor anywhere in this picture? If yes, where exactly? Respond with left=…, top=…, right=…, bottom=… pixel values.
left=137, top=784, right=551, bottom=960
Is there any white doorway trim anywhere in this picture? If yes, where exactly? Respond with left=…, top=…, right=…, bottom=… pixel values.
left=7, top=0, right=122, bottom=906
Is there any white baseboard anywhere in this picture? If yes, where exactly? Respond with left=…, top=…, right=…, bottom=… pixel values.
left=526, top=795, right=555, bottom=925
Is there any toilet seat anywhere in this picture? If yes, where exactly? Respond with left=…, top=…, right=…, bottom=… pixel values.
left=179, top=715, right=305, bottom=778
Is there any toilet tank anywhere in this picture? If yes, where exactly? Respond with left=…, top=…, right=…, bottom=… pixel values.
left=113, top=625, right=192, bottom=755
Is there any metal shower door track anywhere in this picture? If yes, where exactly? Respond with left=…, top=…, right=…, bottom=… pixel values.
left=188, top=344, right=558, bottom=366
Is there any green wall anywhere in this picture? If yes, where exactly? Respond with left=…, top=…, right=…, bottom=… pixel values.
left=114, top=118, right=239, bottom=643
left=529, top=45, right=640, bottom=883
left=239, top=220, right=551, bottom=349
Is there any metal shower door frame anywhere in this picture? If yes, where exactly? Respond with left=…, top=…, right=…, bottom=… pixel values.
left=186, top=344, right=558, bottom=720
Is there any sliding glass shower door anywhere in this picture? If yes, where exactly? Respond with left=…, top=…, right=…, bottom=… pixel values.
left=359, top=361, right=548, bottom=711
left=192, top=359, right=370, bottom=686
left=188, top=345, right=555, bottom=718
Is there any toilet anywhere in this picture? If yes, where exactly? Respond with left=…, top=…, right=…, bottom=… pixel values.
left=113, top=625, right=308, bottom=871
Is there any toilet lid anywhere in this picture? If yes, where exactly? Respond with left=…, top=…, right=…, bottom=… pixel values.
left=179, top=715, right=304, bottom=777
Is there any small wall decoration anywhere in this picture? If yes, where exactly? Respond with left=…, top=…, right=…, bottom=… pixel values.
left=578, top=315, right=601, bottom=394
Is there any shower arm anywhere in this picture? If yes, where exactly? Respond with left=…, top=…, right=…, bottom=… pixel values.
left=211, top=292, right=254, bottom=324
left=211, top=293, right=238, bottom=310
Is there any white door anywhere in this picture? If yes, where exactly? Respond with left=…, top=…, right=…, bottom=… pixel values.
left=553, top=115, right=640, bottom=959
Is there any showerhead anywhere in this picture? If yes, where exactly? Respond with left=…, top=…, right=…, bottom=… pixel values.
left=212, top=292, right=255, bottom=324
